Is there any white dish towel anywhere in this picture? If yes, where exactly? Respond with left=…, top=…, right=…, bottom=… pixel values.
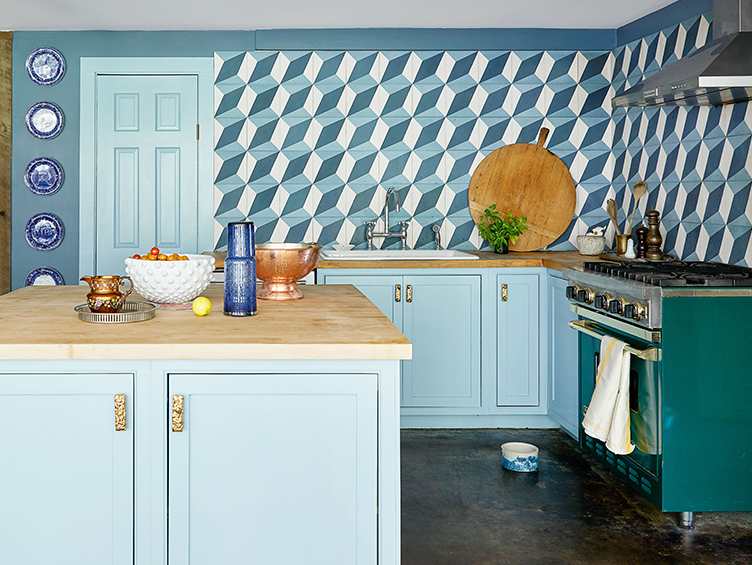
left=582, top=336, right=635, bottom=455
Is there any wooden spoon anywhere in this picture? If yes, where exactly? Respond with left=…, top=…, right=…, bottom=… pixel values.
left=627, top=181, right=647, bottom=235
left=606, top=199, right=621, bottom=235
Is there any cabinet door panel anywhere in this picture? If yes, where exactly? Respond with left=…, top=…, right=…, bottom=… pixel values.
left=402, top=275, right=481, bottom=407
left=0, top=374, right=133, bottom=565
left=497, top=274, right=540, bottom=406
left=321, top=274, right=402, bottom=327
left=548, top=274, right=579, bottom=436
left=168, top=373, right=377, bottom=565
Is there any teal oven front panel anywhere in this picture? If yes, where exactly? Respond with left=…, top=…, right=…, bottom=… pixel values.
left=578, top=322, right=662, bottom=508
left=661, top=296, right=752, bottom=512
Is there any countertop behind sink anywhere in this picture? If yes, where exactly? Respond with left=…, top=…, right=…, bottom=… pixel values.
left=205, top=249, right=587, bottom=273
left=316, top=250, right=586, bottom=273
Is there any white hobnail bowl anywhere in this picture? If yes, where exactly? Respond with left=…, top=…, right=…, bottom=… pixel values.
left=124, top=254, right=215, bottom=304
left=501, top=442, right=539, bottom=472
left=576, top=235, right=606, bottom=256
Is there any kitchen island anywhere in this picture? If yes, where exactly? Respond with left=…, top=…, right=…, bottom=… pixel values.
left=0, top=284, right=410, bottom=565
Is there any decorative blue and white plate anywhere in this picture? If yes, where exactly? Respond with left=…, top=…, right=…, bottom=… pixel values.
left=25, top=266, right=64, bottom=286
left=26, top=47, right=66, bottom=86
left=25, top=102, right=64, bottom=140
left=25, top=212, right=64, bottom=251
left=24, top=157, right=64, bottom=196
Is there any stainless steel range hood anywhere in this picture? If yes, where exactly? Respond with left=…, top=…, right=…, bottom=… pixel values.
left=612, top=0, right=752, bottom=107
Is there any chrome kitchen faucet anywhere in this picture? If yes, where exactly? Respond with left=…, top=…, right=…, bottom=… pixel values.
left=364, top=187, right=409, bottom=250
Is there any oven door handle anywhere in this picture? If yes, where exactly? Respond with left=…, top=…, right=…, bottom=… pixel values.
left=569, top=320, right=662, bottom=362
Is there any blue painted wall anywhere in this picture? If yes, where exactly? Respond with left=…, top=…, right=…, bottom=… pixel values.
left=12, top=31, right=254, bottom=289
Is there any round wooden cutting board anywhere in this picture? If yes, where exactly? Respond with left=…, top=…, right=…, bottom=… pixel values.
left=468, top=128, right=576, bottom=252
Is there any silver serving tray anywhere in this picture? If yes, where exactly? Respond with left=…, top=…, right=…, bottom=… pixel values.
left=75, top=301, right=157, bottom=323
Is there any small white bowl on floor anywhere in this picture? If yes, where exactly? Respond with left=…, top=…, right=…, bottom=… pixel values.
left=501, top=442, right=539, bottom=472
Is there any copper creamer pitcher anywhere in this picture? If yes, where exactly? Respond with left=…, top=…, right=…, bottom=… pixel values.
left=80, top=275, right=133, bottom=313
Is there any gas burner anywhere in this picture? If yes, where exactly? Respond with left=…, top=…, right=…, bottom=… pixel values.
left=582, top=261, right=752, bottom=287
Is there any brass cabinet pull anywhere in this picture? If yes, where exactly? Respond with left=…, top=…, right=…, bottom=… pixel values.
left=172, top=395, right=184, bottom=432
left=501, top=283, right=508, bottom=302
left=406, top=284, right=413, bottom=303
left=114, top=394, right=126, bottom=431
left=395, top=284, right=401, bottom=302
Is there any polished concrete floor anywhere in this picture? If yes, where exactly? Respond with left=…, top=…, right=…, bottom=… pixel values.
left=401, top=429, right=752, bottom=565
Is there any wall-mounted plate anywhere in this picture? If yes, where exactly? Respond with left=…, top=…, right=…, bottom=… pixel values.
left=25, top=266, right=64, bottom=286
left=25, top=102, right=64, bottom=140
left=26, top=47, right=66, bottom=86
left=26, top=212, right=65, bottom=251
left=24, top=157, right=64, bottom=196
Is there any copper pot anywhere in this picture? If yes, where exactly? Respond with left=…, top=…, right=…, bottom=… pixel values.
left=255, top=243, right=322, bottom=300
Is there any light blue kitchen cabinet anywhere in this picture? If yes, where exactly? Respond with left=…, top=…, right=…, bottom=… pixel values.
left=496, top=273, right=540, bottom=407
left=168, top=372, right=378, bottom=565
left=0, top=373, right=134, bottom=565
left=547, top=272, right=579, bottom=438
left=321, top=272, right=482, bottom=408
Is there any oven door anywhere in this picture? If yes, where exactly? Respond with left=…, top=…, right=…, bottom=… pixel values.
left=570, top=307, right=663, bottom=504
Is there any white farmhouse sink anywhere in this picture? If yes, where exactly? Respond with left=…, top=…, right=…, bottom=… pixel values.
left=319, top=249, right=479, bottom=261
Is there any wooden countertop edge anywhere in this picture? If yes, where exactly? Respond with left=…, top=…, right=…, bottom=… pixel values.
left=315, top=250, right=586, bottom=271
left=0, top=343, right=413, bottom=361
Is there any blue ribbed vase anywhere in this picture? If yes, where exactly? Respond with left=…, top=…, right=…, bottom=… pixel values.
left=224, top=221, right=257, bottom=317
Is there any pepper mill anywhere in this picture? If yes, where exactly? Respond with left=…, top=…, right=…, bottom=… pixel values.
left=634, top=224, right=648, bottom=259
left=644, top=209, right=663, bottom=261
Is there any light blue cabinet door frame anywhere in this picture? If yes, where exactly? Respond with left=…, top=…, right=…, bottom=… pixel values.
left=0, top=358, right=401, bottom=565
left=320, top=272, right=482, bottom=409
left=79, top=58, right=214, bottom=279
left=321, top=274, right=403, bottom=328
left=547, top=271, right=579, bottom=438
left=402, top=274, right=481, bottom=408
left=496, top=272, right=540, bottom=407
left=0, top=371, right=135, bottom=565
left=168, top=372, right=378, bottom=565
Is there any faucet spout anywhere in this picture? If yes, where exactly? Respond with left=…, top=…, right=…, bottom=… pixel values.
left=383, top=187, right=400, bottom=232
left=367, top=186, right=409, bottom=250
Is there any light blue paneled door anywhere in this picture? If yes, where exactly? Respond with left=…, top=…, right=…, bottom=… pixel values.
left=96, top=75, right=199, bottom=275
left=497, top=274, right=540, bottom=406
left=0, top=373, right=133, bottom=565
left=402, top=275, right=481, bottom=408
left=168, top=373, right=378, bottom=565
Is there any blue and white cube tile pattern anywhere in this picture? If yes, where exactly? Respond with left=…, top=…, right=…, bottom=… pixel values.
left=214, top=49, right=614, bottom=252
left=611, top=12, right=752, bottom=266
left=213, top=10, right=752, bottom=264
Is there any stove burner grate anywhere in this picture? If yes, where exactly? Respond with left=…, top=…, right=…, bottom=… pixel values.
left=582, top=261, right=752, bottom=287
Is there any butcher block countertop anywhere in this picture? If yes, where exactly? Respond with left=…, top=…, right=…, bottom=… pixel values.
left=0, top=285, right=412, bottom=361
left=316, top=250, right=586, bottom=271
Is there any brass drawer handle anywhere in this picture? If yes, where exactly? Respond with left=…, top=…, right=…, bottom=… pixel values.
left=406, top=284, right=412, bottom=303
left=395, top=284, right=401, bottom=302
left=172, top=395, right=184, bottom=432
left=501, top=283, right=508, bottom=302
left=114, top=394, right=126, bottom=431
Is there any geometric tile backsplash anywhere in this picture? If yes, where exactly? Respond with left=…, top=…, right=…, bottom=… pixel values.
left=213, top=10, right=752, bottom=265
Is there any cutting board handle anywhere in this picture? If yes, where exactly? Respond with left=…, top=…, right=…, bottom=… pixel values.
left=537, top=127, right=549, bottom=148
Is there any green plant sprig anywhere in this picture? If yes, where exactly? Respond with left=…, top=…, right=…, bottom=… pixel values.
left=477, top=204, right=529, bottom=253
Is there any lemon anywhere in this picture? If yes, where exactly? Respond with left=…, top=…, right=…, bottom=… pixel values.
left=192, top=297, right=212, bottom=316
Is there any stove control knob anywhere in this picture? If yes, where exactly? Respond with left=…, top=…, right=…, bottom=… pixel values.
left=576, top=287, right=594, bottom=304
left=565, top=285, right=580, bottom=300
left=594, top=293, right=612, bottom=310
left=624, top=302, right=646, bottom=321
left=608, top=298, right=625, bottom=315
